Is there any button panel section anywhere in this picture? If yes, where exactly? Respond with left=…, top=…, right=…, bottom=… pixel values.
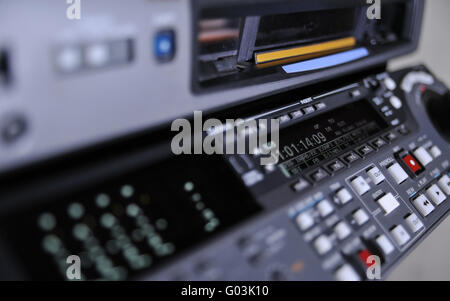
left=55, top=39, right=134, bottom=74
left=346, top=163, right=423, bottom=251
left=287, top=171, right=398, bottom=280
left=274, top=81, right=450, bottom=280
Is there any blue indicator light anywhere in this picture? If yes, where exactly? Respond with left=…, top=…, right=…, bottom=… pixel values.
left=154, top=30, right=175, bottom=62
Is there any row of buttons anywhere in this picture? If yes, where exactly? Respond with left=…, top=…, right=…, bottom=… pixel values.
left=313, top=218, right=355, bottom=256
left=333, top=214, right=425, bottom=281
left=55, top=39, right=133, bottom=73
left=387, top=145, right=442, bottom=184
left=294, top=185, right=374, bottom=257
left=293, top=165, right=400, bottom=280
left=277, top=102, right=327, bottom=125
left=411, top=174, right=449, bottom=217
left=290, top=127, right=404, bottom=193
left=368, top=78, right=406, bottom=129
left=55, top=30, right=176, bottom=74
left=295, top=199, right=335, bottom=231
left=306, top=132, right=397, bottom=186
left=296, top=198, right=370, bottom=233
left=350, top=165, right=385, bottom=196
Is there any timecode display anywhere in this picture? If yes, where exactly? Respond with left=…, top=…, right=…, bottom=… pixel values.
left=276, top=100, right=388, bottom=177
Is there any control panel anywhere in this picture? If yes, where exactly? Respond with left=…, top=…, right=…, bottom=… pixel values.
left=151, top=65, right=450, bottom=280
left=0, top=65, right=448, bottom=280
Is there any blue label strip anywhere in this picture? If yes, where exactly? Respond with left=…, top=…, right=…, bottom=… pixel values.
left=282, top=47, right=369, bottom=74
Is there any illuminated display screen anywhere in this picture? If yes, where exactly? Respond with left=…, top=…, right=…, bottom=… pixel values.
left=0, top=156, right=261, bottom=280
left=277, top=100, right=388, bottom=177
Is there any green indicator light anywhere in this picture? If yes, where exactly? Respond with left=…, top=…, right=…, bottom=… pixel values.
left=121, top=185, right=134, bottom=198
left=38, top=212, right=56, bottom=231
left=73, top=223, right=90, bottom=241
left=100, top=213, right=116, bottom=228
left=184, top=182, right=194, bottom=192
left=96, top=193, right=110, bottom=208
left=68, top=203, right=85, bottom=219
left=126, top=204, right=140, bottom=217
left=202, top=209, right=214, bottom=219
left=191, top=193, right=201, bottom=202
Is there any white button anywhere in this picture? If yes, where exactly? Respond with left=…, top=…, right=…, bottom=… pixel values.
left=384, top=77, right=397, bottom=91
left=350, top=176, right=371, bottom=196
left=413, top=147, right=433, bottom=166
left=429, top=146, right=442, bottom=158
left=56, top=46, right=82, bottom=72
left=405, top=213, right=424, bottom=233
left=334, top=221, right=352, bottom=240
left=389, top=95, right=402, bottom=109
left=334, top=264, right=360, bottom=281
left=242, top=170, right=263, bottom=186
left=390, top=225, right=411, bottom=246
left=387, top=163, right=409, bottom=184
left=336, top=188, right=353, bottom=204
left=377, top=193, right=400, bottom=215
left=437, top=174, right=450, bottom=195
left=353, top=209, right=369, bottom=226
left=376, top=234, right=394, bottom=255
left=295, top=212, right=315, bottom=231
left=412, top=194, right=435, bottom=217
left=86, top=43, right=110, bottom=67
left=317, top=200, right=334, bottom=217
left=313, top=235, right=333, bottom=255
left=426, top=184, right=447, bottom=205
left=367, top=166, right=385, bottom=185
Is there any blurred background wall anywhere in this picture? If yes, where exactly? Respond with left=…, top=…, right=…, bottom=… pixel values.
left=387, top=0, right=450, bottom=280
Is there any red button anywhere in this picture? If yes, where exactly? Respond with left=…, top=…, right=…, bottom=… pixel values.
left=402, top=154, right=422, bottom=174
left=358, top=249, right=375, bottom=267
